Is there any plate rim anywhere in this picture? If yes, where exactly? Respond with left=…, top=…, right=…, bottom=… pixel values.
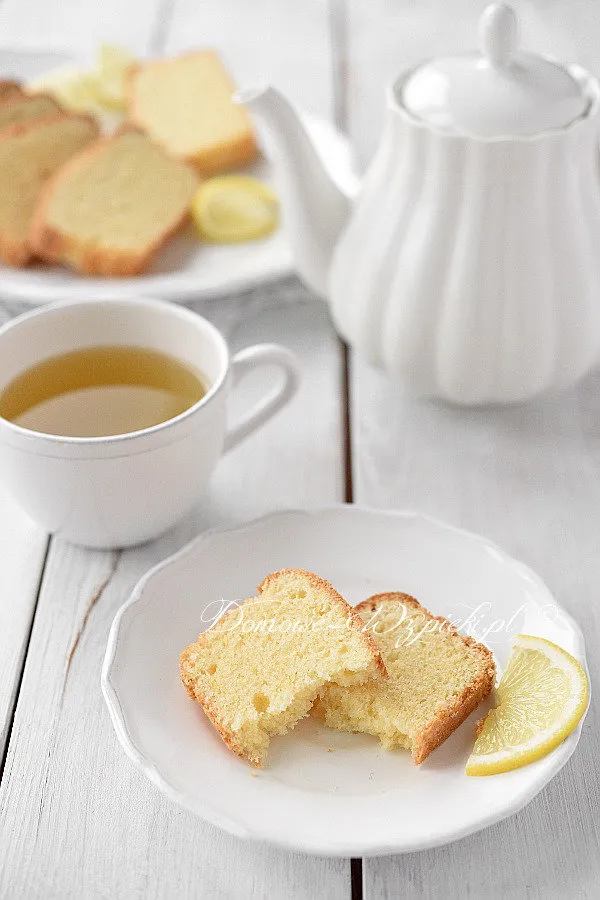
left=101, top=504, right=590, bottom=857
left=0, top=259, right=293, bottom=304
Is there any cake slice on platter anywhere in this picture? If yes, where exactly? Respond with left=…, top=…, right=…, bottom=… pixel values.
left=180, top=568, right=387, bottom=766
left=313, top=592, right=496, bottom=764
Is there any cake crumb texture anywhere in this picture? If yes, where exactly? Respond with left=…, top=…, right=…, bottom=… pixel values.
left=314, top=592, right=496, bottom=764
left=180, top=568, right=386, bottom=765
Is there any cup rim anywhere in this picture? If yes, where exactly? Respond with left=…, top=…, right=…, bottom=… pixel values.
left=0, top=296, right=230, bottom=447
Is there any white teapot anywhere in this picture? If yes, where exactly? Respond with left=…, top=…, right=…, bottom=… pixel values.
left=239, top=4, right=600, bottom=404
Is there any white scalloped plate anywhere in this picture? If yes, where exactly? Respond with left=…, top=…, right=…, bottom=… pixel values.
left=0, top=48, right=357, bottom=304
left=102, top=506, right=589, bottom=857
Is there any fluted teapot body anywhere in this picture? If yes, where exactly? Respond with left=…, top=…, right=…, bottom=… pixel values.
left=329, top=71, right=600, bottom=403
left=240, top=4, right=600, bottom=404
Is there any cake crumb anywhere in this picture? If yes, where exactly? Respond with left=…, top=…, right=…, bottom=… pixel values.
left=327, top=748, right=334, bottom=752
left=250, top=771, right=259, bottom=777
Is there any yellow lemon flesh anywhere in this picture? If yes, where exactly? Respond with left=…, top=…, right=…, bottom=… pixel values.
left=28, top=45, right=135, bottom=114
left=466, top=634, right=588, bottom=776
left=94, top=44, right=136, bottom=111
left=191, top=176, right=279, bottom=243
left=28, top=65, right=105, bottom=114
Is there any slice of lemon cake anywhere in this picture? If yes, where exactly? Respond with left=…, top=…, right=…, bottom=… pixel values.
left=0, top=112, right=99, bottom=266
left=128, top=51, right=258, bottom=174
left=0, top=81, right=25, bottom=105
left=313, top=592, right=495, bottom=764
left=180, top=569, right=387, bottom=766
left=30, top=130, right=199, bottom=276
left=0, top=93, right=62, bottom=132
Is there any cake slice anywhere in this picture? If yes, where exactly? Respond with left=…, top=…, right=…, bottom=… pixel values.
left=180, top=568, right=387, bottom=766
left=0, top=81, right=25, bottom=105
left=313, top=592, right=496, bottom=764
left=128, top=50, right=258, bottom=174
left=0, top=93, right=62, bottom=132
left=29, top=130, right=199, bottom=276
left=0, top=112, right=99, bottom=266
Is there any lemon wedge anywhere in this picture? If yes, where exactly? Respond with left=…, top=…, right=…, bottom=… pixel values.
left=466, top=634, right=588, bottom=776
left=95, top=44, right=136, bottom=111
left=191, top=176, right=279, bottom=243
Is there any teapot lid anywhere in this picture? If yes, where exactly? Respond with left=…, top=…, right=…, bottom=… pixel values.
left=400, top=3, right=589, bottom=137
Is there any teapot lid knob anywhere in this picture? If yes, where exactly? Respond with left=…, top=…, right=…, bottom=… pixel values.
left=480, top=3, right=519, bottom=67
left=399, top=0, right=591, bottom=137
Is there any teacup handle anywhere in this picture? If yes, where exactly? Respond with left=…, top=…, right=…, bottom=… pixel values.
left=222, top=344, right=301, bottom=453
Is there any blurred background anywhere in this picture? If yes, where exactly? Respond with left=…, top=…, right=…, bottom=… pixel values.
left=1, top=0, right=599, bottom=169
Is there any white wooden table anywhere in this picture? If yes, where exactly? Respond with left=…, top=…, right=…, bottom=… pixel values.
left=0, top=2, right=599, bottom=897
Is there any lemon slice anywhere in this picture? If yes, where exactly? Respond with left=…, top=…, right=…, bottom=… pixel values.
left=28, top=65, right=105, bottom=114
left=191, top=176, right=279, bottom=243
left=27, top=46, right=135, bottom=115
left=466, top=634, right=588, bottom=776
left=94, top=44, right=136, bottom=111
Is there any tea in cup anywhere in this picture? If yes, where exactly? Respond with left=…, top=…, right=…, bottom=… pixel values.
left=0, top=297, right=300, bottom=548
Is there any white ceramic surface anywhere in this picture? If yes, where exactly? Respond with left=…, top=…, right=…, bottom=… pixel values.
left=0, top=298, right=300, bottom=548
left=102, top=506, right=588, bottom=857
left=242, top=14, right=600, bottom=405
left=235, top=88, right=356, bottom=299
left=328, top=66, right=600, bottom=405
left=401, top=4, right=588, bottom=136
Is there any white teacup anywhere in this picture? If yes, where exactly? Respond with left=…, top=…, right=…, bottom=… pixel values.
left=0, top=298, right=300, bottom=549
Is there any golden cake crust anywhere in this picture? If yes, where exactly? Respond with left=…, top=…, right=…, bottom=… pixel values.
left=180, top=645, right=256, bottom=762
left=0, top=111, right=98, bottom=267
left=127, top=50, right=258, bottom=174
left=0, top=91, right=61, bottom=125
left=180, top=568, right=387, bottom=766
left=258, top=569, right=388, bottom=681
left=29, top=131, right=198, bottom=276
left=0, top=80, right=26, bottom=105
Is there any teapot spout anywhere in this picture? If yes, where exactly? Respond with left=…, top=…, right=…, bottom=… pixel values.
left=235, top=86, right=353, bottom=298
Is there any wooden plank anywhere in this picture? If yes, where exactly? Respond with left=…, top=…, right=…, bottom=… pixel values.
left=344, top=4, right=600, bottom=895
left=0, top=485, right=48, bottom=761
left=351, top=268, right=600, bottom=899
left=0, top=0, right=168, bottom=762
left=0, top=0, right=171, bottom=776
left=0, top=301, right=50, bottom=761
left=0, top=284, right=348, bottom=899
left=0, top=487, right=48, bottom=764
left=0, top=2, right=348, bottom=895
